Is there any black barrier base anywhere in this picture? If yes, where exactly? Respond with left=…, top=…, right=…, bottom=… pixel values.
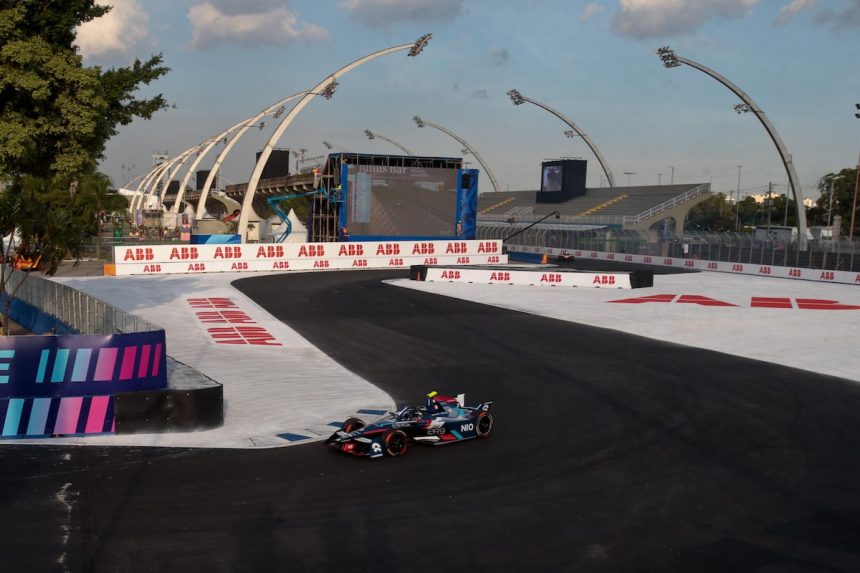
left=114, top=385, right=223, bottom=434
left=114, top=358, right=224, bottom=434
left=629, top=271, right=654, bottom=289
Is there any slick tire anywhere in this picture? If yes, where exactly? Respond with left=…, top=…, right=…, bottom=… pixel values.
left=341, top=417, right=365, bottom=433
left=382, top=429, right=408, bottom=457
left=475, top=412, right=493, bottom=438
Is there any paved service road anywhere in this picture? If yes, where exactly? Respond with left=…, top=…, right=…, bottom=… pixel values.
left=3, top=269, right=860, bottom=572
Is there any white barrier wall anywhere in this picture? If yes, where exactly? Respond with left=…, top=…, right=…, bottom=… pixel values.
left=112, top=240, right=506, bottom=276
left=509, top=245, right=860, bottom=286
left=423, top=267, right=634, bottom=288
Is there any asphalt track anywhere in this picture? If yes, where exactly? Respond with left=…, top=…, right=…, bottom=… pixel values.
left=3, top=268, right=860, bottom=572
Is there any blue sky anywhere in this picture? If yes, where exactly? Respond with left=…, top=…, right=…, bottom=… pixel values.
left=77, top=0, right=860, bottom=200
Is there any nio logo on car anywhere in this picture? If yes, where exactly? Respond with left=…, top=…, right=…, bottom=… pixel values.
left=371, top=443, right=382, bottom=453
left=460, top=423, right=474, bottom=432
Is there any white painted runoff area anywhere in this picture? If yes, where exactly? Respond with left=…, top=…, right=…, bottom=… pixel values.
left=4, top=265, right=858, bottom=449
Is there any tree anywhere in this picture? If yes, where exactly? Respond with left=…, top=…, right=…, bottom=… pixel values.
left=814, top=168, right=857, bottom=234
left=0, top=1, right=170, bottom=179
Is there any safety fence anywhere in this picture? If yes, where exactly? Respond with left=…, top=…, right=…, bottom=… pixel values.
left=4, top=267, right=161, bottom=334
left=477, top=224, right=860, bottom=273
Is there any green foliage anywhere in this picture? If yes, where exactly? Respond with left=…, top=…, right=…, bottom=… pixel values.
left=0, top=1, right=170, bottom=179
left=813, top=168, right=858, bottom=233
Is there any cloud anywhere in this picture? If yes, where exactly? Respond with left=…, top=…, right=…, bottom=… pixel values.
left=813, top=0, right=860, bottom=29
left=490, top=47, right=510, bottom=66
left=75, top=0, right=152, bottom=61
left=338, top=0, right=465, bottom=28
left=775, top=0, right=816, bottom=25
left=471, top=88, right=489, bottom=100
left=580, top=2, right=605, bottom=21
left=188, top=2, right=329, bottom=49
left=610, top=0, right=757, bottom=39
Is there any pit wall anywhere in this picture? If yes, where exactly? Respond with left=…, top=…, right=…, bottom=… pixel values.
left=508, top=245, right=860, bottom=286
left=110, top=240, right=505, bottom=275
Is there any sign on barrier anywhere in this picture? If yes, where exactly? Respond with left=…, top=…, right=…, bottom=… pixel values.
left=112, top=240, right=505, bottom=276
left=508, top=245, right=860, bottom=286
left=423, top=267, right=634, bottom=288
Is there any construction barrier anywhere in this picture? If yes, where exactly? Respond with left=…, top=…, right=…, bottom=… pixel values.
left=111, top=240, right=506, bottom=276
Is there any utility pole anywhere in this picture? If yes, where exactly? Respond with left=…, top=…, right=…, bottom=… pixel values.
left=670, top=166, right=674, bottom=185
left=735, top=165, right=742, bottom=232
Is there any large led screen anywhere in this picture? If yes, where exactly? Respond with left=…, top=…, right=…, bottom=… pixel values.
left=541, top=164, right=563, bottom=192
left=345, top=164, right=459, bottom=237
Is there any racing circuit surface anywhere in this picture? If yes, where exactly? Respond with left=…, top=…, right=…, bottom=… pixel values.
left=3, top=269, right=860, bottom=571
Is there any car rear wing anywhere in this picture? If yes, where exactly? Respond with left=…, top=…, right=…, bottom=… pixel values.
left=471, top=400, right=493, bottom=413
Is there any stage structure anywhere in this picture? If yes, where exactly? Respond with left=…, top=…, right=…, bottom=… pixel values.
left=303, top=152, right=478, bottom=243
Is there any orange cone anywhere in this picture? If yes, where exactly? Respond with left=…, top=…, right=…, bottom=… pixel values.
left=540, top=254, right=548, bottom=264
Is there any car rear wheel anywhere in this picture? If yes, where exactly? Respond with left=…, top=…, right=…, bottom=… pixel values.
left=341, top=417, right=365, bottom=433
left=383, top=429, right=408, bottom=457
left=475, top=412, right=493, bottom=438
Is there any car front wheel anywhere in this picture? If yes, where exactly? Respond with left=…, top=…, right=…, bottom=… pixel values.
left=382, top=429, right=408, bottom=457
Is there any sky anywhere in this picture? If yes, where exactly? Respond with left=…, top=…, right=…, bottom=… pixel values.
left=76, top=0, right=860, bottom=201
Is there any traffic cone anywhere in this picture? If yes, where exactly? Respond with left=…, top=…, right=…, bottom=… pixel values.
left=540, top=254, right=548, bottom=264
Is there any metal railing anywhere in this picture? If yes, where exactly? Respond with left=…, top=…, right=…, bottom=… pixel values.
left=4, top=267, right=162, bottom=334
left=623, top=184, right=710, bottom=225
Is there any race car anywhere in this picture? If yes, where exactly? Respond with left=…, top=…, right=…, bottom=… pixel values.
left=324, top=391, right=494, bottom=459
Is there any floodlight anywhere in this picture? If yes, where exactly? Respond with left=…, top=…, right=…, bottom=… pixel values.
left=507, top=89, right=525, bottom=105
left=413, top=115, right=425, bottom=128
left=563, top=130, right=577, bottom=138
left=364, top=129, right=375, bottom=140
left=657, top=46, right=680, bottom=68
left=319, top=80, right=338, bottom=100
left=323, top=141, right=333, bottom=149
left=409, top=33, right=432, bottom=57
left=855, top=103, right=859, bottom=118
left=734, top=103, right=753, bottom=114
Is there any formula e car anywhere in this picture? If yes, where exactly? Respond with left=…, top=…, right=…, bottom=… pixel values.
left=325, top=391, right=493, bottom=459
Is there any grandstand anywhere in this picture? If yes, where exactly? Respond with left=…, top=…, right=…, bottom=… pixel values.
left=478, top=182, right=711, bottom=240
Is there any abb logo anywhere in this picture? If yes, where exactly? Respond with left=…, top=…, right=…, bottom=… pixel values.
left=707, top=262, right=719, bottom=270
left=663, top=258, right=673, bottom=265
left=207, top=327, right=282, bottom=346
left=610, top=294, right=860, bottom=310
left=313, top=260, right=330, bottom=269
left=388, top=258, right=404, bottom=267
left=732, top=264, right=744, bottom=272
left=412, top=243, right=435, bottom=255
left=272, top=261, right=290, bottom=270
left=643, top=256, right=652, bottom=264
left=376, top=244, right=400, bottom=256
left=188, top=298, right=237, bottom=309
left=593, top=275, right=615, bottom=285
left=143, top=264, right=161, bottom=273
left=606, top=253, right=615, bottom=260
left=477, top=242, right=499, bottom=253
left=214, top=246, right=242, bottom=259
left=440, top=270, right=460, bottom=279
left=684, top=260, right=695, bottom=268
left=590, top=252, right=598, bottom=259
left=758, top=266, right=771, bottom=275
left=298, top=245, right=325, bottom=257
left=446, top=242, right=468, bottom=254
left=820, top=271, right=835, bottom=281
left=256, top=245, right=284, bottom=258
left=541, top=273, right=562, bottom=283
left=487, top=256, right=501, bottom=264
left=625, top=255, right=634, bottom=262
left=123, top=248, right=154, bottom=261
left=788, top=269, right=802, bottom=278
left=187, top=263, right=206, bottom=272
left=352, top=259, right=368, bottom=267
left=339, top=244, right=364, bottom=256
left=457, top=256, right=470, bottom=264
left=424, top=257, right=438, bottom=265
left=196, top=310, right=254, bottom=324
left=490, top=272, right=510, bottom=281
left=231, top=262, right=248, bottom=271
left=169, top=247, right=198, bottom=260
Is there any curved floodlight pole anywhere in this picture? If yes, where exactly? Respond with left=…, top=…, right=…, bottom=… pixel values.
left=413, top=115, right=500, bottom=194
left=149, top=147, right=200, bottom=210
left=159, top=141, right=217, bottom=209
left=195, top=91, right=308, bottom=220
left=236, top=34, right=432, bottom=242
left=657, top=46, right=808, bottom=249
left=130, top=160, right=172, bottom=213
left=507, top=89, right=615, bottom=188
left=364, top=129, right=415, bottom=155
